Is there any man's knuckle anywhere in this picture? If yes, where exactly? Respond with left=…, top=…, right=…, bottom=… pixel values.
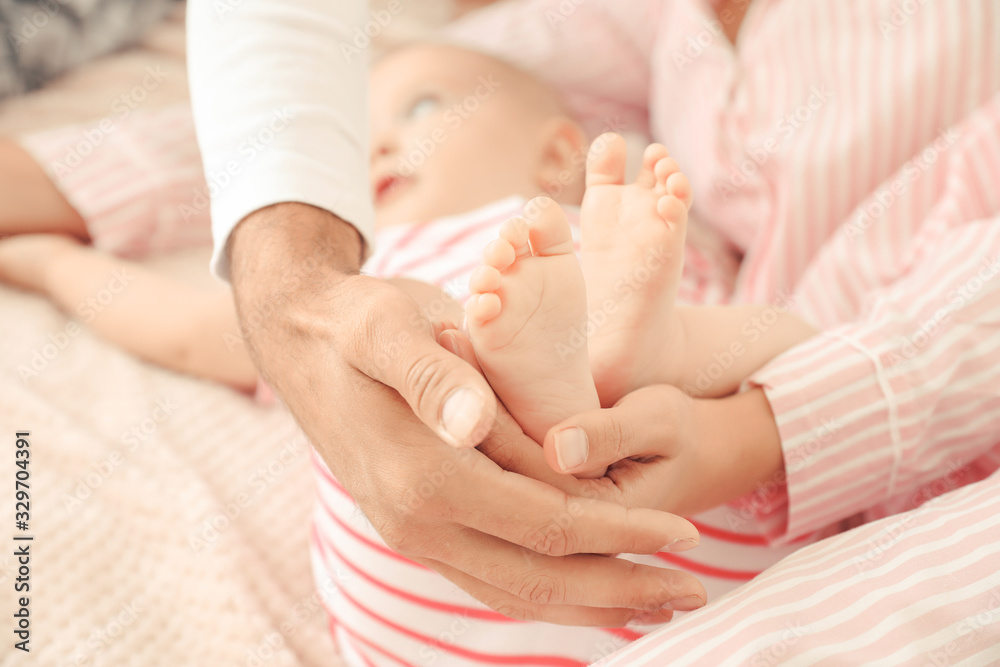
left=377, top=520, right=417, bottom=556
left=404, top=351, right=450, bottom=408
left=528, top=522, right=573, bottom=556
left=513, top=572, right=562, bottom=605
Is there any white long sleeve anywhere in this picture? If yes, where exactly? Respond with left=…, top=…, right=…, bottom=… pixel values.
left=187, top=0, right=375, bottom=280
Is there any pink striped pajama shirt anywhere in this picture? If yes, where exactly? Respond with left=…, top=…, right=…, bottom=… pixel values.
left=19, top=0, right=1000, bottom=661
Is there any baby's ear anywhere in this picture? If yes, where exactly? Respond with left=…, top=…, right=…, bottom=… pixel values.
left=536, top=117, right=588, bottom=203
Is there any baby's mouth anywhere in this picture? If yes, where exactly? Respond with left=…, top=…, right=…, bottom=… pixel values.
left=374, top=173, right=412, bottom=206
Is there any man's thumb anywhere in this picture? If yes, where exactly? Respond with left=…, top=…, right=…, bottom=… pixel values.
left=370, top=327, right=496, bottom=448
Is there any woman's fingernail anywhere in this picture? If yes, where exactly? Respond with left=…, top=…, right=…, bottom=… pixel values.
left=555, top=428, right=589, bottom=471
left=663, top=537, right=699, bottom=553
left=441, top=387, right=484, bottom=446
left=662, top=595, right=705, bottom=612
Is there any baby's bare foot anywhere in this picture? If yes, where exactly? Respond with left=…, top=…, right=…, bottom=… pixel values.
left=466, top=197, right=603, bottom=474
left=581, top=134, right=692, bottom=407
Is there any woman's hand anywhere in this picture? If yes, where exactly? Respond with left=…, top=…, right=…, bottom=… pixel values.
left=540, top=385, right=786, bottom=518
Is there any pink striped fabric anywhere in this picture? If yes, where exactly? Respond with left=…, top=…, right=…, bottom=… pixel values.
left=597, top=468, right=1000, bottom=666
left=18, top=104, right=211, bottom=258
left=19, top=0, right=1000, bottom=661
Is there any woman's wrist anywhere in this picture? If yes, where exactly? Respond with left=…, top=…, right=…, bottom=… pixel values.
left=691, top=386, right=784, bottom=510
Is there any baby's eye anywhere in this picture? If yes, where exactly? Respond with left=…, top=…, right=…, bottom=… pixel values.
left=406, top=95, right=440, bottom=120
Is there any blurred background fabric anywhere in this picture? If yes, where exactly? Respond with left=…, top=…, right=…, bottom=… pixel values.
left=0, top=0, right=178, bottom=99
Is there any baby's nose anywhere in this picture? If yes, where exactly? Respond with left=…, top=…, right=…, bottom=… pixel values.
left=370, top=133, right=398, bottom=164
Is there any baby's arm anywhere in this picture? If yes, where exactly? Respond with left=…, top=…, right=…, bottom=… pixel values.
left=0, top=231, right=464, bottom=393
left=672, top=305, right=818, bottom=398
left=0, top=234, right=259, bottom=391
left=0, top=140, right=88, bottom=238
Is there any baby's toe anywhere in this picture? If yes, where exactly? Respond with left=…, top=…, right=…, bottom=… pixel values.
left=499, top=217, right=531, bottom=259
left=666, top=172, right=692, bottom=209
left=586, top=133, right=628, bottom=188
left=482, top=238, right=517, bottom=271
left=639, top=144, right=669, bottom=187
left=524, top=197, right=575, bottom=257
left=657, top=194, right=689, bottom=227
left=465, top=292, right=502, bottom=325
left=469, top=265, right=502, bottom=294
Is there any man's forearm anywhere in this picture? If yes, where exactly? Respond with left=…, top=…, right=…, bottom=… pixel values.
left=226, top=202, right=364, bottom=372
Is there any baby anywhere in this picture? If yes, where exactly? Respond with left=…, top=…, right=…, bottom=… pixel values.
left=0, top=43, right=815, bottom=666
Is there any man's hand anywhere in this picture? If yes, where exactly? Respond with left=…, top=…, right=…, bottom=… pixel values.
left=227, top=203, right=707, bottom=625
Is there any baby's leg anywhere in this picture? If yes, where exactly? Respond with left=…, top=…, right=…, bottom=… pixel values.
left=0, top=234, right=258, bottom=391
left=580, top=134, right=692, bottom=407
left=465, top=198, right=605, bottom=475
left=580, top=135, right=818, bottom=400
left=0, top=140, right=88, bottom=239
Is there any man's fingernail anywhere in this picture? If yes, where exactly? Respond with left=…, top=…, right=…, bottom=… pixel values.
left=555, top=428, right=589, bottom=471
left=441, top=387, right=484, bottom=446
left=630, top=610, right=672, bottom=626
left=662, top=595, right=705, bottom=612
left=663, top=537, right=699, bottom=553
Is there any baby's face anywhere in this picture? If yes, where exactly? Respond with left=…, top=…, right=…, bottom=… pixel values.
left=370, top=45, right=554, bottom=227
